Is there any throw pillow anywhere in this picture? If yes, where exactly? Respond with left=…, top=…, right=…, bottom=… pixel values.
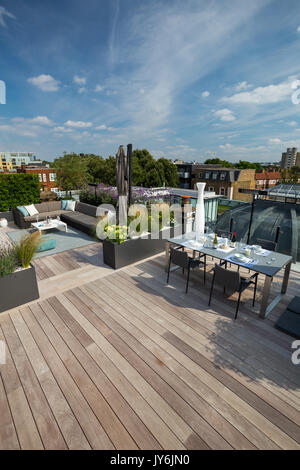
left=66, top=200, right=76, bottom=211
left=17, top=206, right=29, bottom=216
left=24, top=204, right=39, bottom=216
left=61, top=200, right=68, bottom=210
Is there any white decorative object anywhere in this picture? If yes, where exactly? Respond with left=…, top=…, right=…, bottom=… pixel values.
left=195, top=182, right=206, bottom=241
left=66, top=200, right=76, bottom=211
left=24, top=204, right=38, bottom=216
left=0, top=218, right=8, bottom=228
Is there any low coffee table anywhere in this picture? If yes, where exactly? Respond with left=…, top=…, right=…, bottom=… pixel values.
left=31, top=219, right=68, bottom=233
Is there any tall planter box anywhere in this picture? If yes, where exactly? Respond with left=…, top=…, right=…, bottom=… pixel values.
left=0, top=265, right=39, bottom=313
left=103, top=227, right=175, bottom=270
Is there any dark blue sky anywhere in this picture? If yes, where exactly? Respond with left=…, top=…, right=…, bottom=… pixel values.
left=0, top=0, right=300, bottom=161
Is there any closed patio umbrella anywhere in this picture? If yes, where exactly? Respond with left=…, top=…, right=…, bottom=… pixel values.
left=116, top=145, right=129, bottom=225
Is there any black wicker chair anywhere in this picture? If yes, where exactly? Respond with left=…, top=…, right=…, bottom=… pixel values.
left=254, top=238, right=277, bottom=252
left=167, top=247, right=206, bottom=294
left=208, top=263, right=258, bottom=319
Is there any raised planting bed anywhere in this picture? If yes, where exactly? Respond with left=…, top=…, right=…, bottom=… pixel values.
left=103, top=227, right=175, bottom=269
left=0, top=264, right=39, bottom=313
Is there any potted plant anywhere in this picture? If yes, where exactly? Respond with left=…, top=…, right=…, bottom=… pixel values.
left=0, top=232, right=41, bottom=313
left=103, top=217, right=176, bottom=270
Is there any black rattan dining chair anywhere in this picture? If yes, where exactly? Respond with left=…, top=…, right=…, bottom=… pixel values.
left=167, top=247, right=206, bottom=293
left=208, top=263, right=258, bottom=319
left=216, top=229, right=233, bottom=241
left=254, top=238, right=277, bottom=252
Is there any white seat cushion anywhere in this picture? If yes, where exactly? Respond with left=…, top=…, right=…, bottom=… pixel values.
left=24, top=204, right=39, bottom=216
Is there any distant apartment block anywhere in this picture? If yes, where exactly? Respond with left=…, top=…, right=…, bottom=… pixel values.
left=17, top=165, right=58, bottom=192
left=191, top=165, right=256, bottom=202
left=255, top=170, right=282, bottom=189
left=280, top=148, right=300, bottom=169
left=0, top=151, right=36, bottom=170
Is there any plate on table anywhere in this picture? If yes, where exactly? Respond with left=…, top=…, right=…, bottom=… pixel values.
left=232, top=253, right=248, bottom=263
left=254, top=247, right=266, bottom=255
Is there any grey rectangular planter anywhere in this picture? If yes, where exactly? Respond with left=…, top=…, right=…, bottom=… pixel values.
left=0, top=265, right=39, bottom=313
left=103, top=227, right=175, bottom=270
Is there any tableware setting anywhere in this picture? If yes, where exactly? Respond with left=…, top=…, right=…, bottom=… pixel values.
left=228, top=252, right=258, bottom=266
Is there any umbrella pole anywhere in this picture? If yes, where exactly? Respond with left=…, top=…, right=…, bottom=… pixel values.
left=127, top=144, right=132, bottom=207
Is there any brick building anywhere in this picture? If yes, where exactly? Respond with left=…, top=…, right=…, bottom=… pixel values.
left=17, top=165, right=59, bottom=192
left=191, top=165, right=256, bottom=202
left=255, top=171, right=282, bottom=189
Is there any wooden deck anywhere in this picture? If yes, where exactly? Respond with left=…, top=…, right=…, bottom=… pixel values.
left=0, top=248, right=300, bottom=450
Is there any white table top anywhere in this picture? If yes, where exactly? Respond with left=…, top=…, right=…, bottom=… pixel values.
left=31, top=220, right=66, bottom=230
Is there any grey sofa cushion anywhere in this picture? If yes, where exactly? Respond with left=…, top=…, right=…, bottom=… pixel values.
left=24, top=210, right=66, bottom=222
left=62, top=211, right=97, bottom=227
left=34, top=202, right=50, bottom=213
left=76, top=201, right=97, bottom=217
left=275, top=310, right=300, bottom=339
left=48, top=201, right=62, bottom=212
left=287, top=296, right=300, bottom=315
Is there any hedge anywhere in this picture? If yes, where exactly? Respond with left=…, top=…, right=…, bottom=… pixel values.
left=0, top=174, right=40, bottom=211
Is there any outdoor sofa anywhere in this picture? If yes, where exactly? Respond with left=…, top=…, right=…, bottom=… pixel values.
left=13, top=201, right=99, bottom=235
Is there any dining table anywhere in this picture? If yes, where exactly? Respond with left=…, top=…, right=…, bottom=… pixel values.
left=165, top=231, right=293, bottom=319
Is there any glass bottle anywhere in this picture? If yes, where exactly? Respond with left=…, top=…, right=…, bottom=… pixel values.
left=213, top=233, right=218, bottom=249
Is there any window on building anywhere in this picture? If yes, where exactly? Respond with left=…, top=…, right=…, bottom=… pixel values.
left=212, top=173, right=217, bottom=180
left=205, top=172, right=210, bottom=179
left=208, top=186, right=215, bottom=192
left=219, top=187, right=226, bottom=196
left=49, top=173, right=56, bottom=182
left=43, top=174, right=47, bottom=182
left=220, top=172, right=226, bottom=180
left=38, top=174, right=42, bottom=182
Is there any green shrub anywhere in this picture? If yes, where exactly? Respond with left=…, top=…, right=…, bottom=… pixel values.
left=0, top=174, right=40, bottom=211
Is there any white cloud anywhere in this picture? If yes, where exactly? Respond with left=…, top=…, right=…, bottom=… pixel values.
left=215, top=108, right=236, bottom=121
left=64, top=120, right=93, bottom=128
left=94, top=124, right=107, bottom=130
left=222, top=78, right=294, bottom=105
left=268, top=138, right=282, bottom=145
left=73, top=75, right=86, bottom=85
left=297, top=26, right=300, bottom=33
left=107, top=0, right=268, bottom=134
left=95, top=84, right=104, bottom=92
left=28, top=74, right=60, bottom=92
left=201, top=91, right=210, bottom=98
left=0, top=124, right=36, bottom=137
left=29, top=116, right=54, bottom=126
left=53, top=126, right=73, bottom=133
left=288, top=121, right=297, bottom=127
left=219, top=143, right=232, bottom=149
left=140, top=89, right=145, bottom=94
left=0, top=6, right=15, bottom=27
left=106, top=90, right=117, bottom=96
left=78, top=87, right=86, bottom=94
left=234, top=81, right=252, bottom=91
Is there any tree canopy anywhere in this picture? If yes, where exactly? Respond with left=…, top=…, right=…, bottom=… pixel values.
left=53, top=149, right=178, bottom=190
left=53, top=153, right=88, bottom=193
left=204, top=157, right=262, bottom=170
